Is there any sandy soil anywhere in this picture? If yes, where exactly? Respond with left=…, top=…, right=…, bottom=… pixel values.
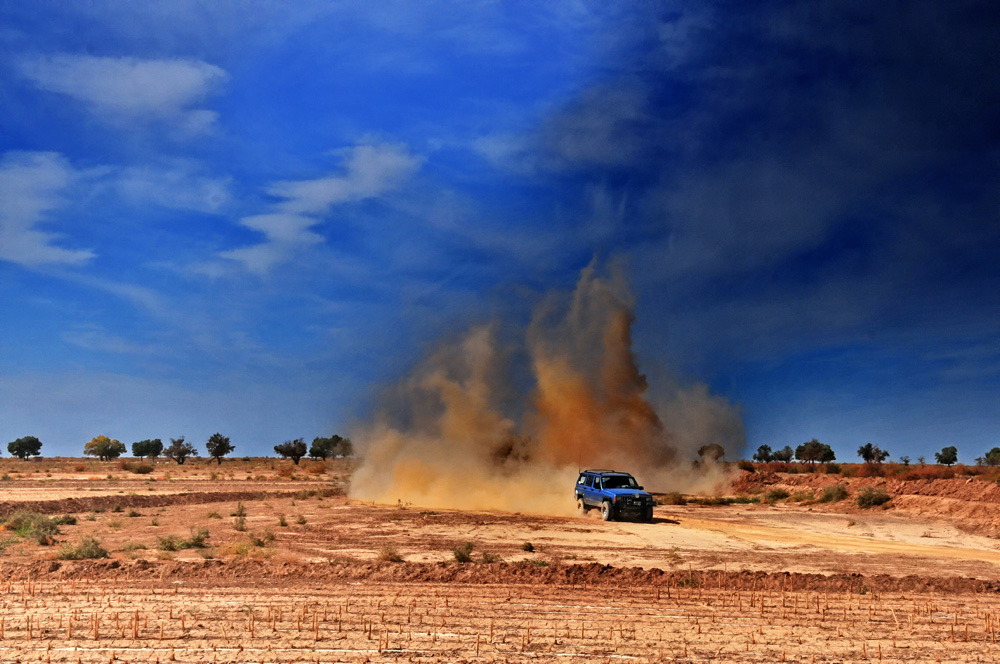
left=2, top=459, right=1000, bottom=662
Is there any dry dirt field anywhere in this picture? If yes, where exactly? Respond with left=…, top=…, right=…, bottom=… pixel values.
left=1, top=458, right=1000, bottom=663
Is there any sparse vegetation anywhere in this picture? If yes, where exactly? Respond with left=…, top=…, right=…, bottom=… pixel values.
left=453, top=541, right=475, bottom=563
left=378, top=545, right=404, bottom=562
left=57, top=536, right=108, bottom=560
left=660, top=492, right=687, bottom=505
left=764, top=488, right=790, bottom=502
left=818, top=484, right=849, bottom=503
left=522, top=541, right=534, bottom=552
left=856, top=487, right=891, bottom=509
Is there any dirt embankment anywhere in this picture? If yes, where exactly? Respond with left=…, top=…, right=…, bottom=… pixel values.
left=731, top=471, right=1000, bottom=535
left=8, top=557, right=1000, bottom=596
left=0, top=488, right=342, bottom=518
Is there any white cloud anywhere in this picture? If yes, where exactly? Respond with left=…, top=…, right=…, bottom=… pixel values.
left=0, top=151, right=95, bottom=267
left=218, top=142, right=421, bottom=274
left=19, top=54, right=227, bottom=133
left=114, top=163, right=230, bottom=214
left=268, top=142, right=421, bottom=214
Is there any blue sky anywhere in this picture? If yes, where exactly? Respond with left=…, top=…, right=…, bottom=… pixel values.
left=1, top=1, right=997, bottom=462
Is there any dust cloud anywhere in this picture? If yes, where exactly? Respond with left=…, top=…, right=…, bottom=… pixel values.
left=349, top=264, right=745, bottom=515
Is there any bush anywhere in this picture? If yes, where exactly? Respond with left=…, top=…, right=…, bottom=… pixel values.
left=132, top=463, right=154, bottom=475
left=818, top=485, right=849, bottom=503
left=158, top=527, right=210, bottom=551
left=764, top=488, right=790, bottom=502
left=790, top=491, right=815, bottom=502
left=378, top=545, right=403, bottom=562
left=737, top=460, right=756, bottom=472
left=660, top=492, right=687, bottom=505
left=3, top=511, right=61, bottom=545
left=57, top=537, right=108, bottom=560
left=857, top=487, right=891, bottom=509
left=453, top=541, right=475, bottom=563
left=824, top=463, right=841, bottom=475
left=522, top=541, right=534, bottom=552
left=480, top=551, right=501, bottom=564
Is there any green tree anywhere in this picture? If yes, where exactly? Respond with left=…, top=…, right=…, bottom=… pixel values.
left=697, top=443, right=726, bottom=462
left=309, top=434, right=345, bottom=460
left=164, top=437, right=196, bottom=465
left=132, top=439, right=163, bottom=459
left=796, top=439, right=832, bottom=464
left=984, top=447, right=1000, bottom=466
left=8, top=435, right=42, bottom=460
left=205, top=433, right=234, bottom=465
left=83, top=435, right=126, bottom=461
left=934, top=446, right=958, bottom=466
left=857, top=443, right=889, bottom=465
left=275, top=438, right=307, bottom=464
left=771, top=445, right=795, bottom=462
left=752, top=445, right=773, bottom=463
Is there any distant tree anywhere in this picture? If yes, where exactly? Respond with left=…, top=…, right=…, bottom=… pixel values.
left=275, top=438, right=307, bottom=464
left=752, top=445, right=773, bottom=463
left=164, top=437, right=196, bottom=465
left=917, top=455, right=926, bottom=466
left=857, top=443, right=889, bottom=465
left=934, top=446, right=958, bottom=466
left=8, top=435, right=42, bottom=460
left=309, top=435, right=339, bottom=460
left=899, top=455, right=911, bottom=466
left=771, top=446, right=795, bottom=462
left=83, top=435, right=126, bottom=461
left=697, top=443, right=726, bottom=462
left=336, top=437, right=354, bottom=457
left=205, top=433, right=234, bottom=465
left=132, top=439, right=163, bottom=459
left=984, top=447, right=1000, bottom=467
left=796, top=439, right=833, bottom=464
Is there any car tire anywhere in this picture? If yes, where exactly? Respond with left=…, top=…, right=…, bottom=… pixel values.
left=577, top=497, right=589, bottom=513
left=601, top=501, right=614, bottom=521
left=642, top=506, right=653, bottom=523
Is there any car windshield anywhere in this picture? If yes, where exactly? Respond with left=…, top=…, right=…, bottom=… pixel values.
left=602, top=475, right=638, bottom=490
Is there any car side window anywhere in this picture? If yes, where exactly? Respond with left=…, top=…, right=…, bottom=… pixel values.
left=585, top=475, right=594, bottom=487
left=594, top=478, right=602, bottom=490
left=577, top=475, right=586, bottom=485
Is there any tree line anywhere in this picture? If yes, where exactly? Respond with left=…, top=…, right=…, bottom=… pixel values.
left=3, top=433, right=352, bottom=463
left=750, top=441, right=976, bottom=466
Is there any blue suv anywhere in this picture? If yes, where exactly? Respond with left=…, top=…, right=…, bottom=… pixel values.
left=575, top=469, right=654, bottom=522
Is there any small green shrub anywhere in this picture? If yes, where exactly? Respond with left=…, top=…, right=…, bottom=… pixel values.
left=233, top=515, right=247, bottom=532
left=277, top=514, right=288, bottom=527
left=521, top=541, right=534, bottom=552
left=856, top=487, right=891, bottom=509
left=790, top=491, right=815, bottom=502
left=453, top=541, right=475, bottom=563
left=660, top=492, right=687, bottom=505
left=3, top=511, right=61, bottom=545
left=231, top=502, right=247, bottom=517
left=764, top=488, right=790, bottom=501
left=57, top=537, right=108, bottom=560
left=296, top=514, right=306, bottom=525
left=824, top=463, right=842, bottom=475
left=206, top=511, right=222, bottom=519
left=53, top=514, right=77, bottom=525
left=120, top=541, right=147, bottom=551
left=132, top=464, right=154, bottom=475
left=480, top=551, right=501, bottom=564
left=127, top=510, right=141, bottom=518
left=818, top=484, right=849, bottom=503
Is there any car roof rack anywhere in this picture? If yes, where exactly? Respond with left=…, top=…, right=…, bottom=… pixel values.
left=583, top=469, right=618, bottom=473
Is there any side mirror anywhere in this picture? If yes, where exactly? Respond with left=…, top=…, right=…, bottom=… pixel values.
left=637, top=486, right=644, bottom=490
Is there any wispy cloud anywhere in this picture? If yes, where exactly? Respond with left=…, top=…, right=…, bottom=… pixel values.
left=217, top=142, right=421, bottom=274
left=18, top=54, right=227, bottom=134
left=0, top=151, right=94, bottom=267
left=113, top=162, right=231, bottom=214
left=268, top=142, right=421, bottom=214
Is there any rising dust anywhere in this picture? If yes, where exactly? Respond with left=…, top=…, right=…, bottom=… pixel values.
left=350, top=264, right=744, bottom=514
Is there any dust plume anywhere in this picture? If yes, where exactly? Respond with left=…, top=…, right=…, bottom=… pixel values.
left=349, top=264, right=745, bottom=514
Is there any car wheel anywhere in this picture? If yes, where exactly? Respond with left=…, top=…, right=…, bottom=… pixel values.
left=601, top=501, right=614, bottom=521
left=642, top=506, right=653, bottom=523
left=576, top=497, right=588, bottom=513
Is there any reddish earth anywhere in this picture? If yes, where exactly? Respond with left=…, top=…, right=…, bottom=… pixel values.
left=0, top=458, right=999, bottom=662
